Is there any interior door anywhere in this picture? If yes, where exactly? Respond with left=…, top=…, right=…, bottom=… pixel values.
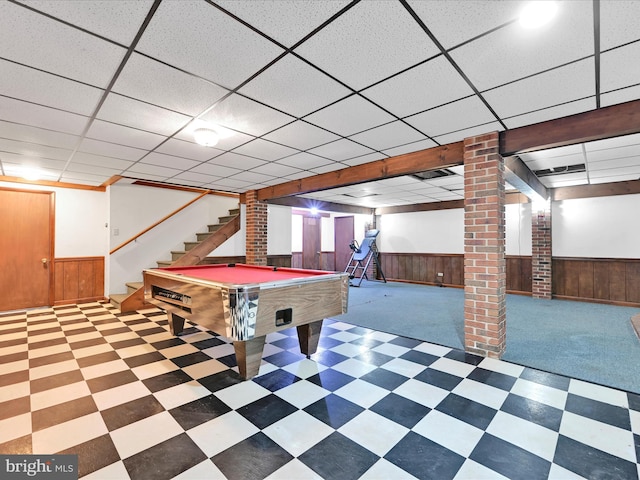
left=302, top=215, right=321, bottom=270
left=0, top=188, right=54, bottom=311
left=334, top=216, right=355, bottom=272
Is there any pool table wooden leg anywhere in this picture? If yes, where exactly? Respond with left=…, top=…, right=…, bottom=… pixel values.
left=168, top=312, right=185, bottom=336
left=297, top=320, right=323, bottom=358
left=234, top=336, right=266, bottom=379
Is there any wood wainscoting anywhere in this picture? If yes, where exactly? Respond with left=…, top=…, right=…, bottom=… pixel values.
left=553, top=257, right=640, bottom=306
left=291, top=252, right=335, bottom=271
left=54, top=257, right=105, bottom=305
left=379, top=253, right=533, bottom=294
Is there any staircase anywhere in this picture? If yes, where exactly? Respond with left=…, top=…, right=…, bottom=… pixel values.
left=109, top=207, right=240, bottom=312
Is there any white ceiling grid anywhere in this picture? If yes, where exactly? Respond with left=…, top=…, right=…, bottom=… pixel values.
left=0, top=0, right=638, bottom=208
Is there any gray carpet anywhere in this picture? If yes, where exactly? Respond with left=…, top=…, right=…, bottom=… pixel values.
left=333, top=280, right=640, bottom=394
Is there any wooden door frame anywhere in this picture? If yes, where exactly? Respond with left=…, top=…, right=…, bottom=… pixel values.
left=1, top=186, right=56, bottom=308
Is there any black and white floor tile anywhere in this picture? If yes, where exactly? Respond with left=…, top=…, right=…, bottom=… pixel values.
left=1, top=302, right=639, bottom=479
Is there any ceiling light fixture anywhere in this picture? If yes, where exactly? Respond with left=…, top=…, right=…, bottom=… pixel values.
left=519, top=1, right=558, bottom=28
left=193, top=128, right=219, bottom=147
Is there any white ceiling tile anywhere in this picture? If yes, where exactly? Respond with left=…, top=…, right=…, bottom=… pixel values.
left=408, top=0, right=523, bottom=49
left=86, top=120, right=166, bottom=150
left=585, top=133, right=640, bottom=152
left=484, top=59, right=595, bottom=119
left=307, top=138, right=376, bottom=162
left=310, top=163, right=345, bottom=174
left=171, top=171, right=220, bottom=185
left=275, top=152, right=332, bottom=170
left=140, top=152, right=200, bottom=171
left=295, top=0, right=439, bottom=90
left=450, top=1, right=594, bottom=90
left=406, top=96, right=497, bottom=138
left=588, top=156, right=640, bottom=171
left=590, top=173, right=640, bottom=184
left=113, top=53, right=230, bottom=117
left=432, top=121, right=503, bottom=145
left=305, top=95, right=396, bottom=136
left=540, top=172, right=588, bottom=188
left=1, top=1, right=125, bottom=87
left=65, top=161, right=123, bottom=177
left=136, top=0, right=284, bottom=88
left=191, top=162, right=243, bottom=178
left=239, top=54, right=350, bottom=117
left=0, top=59, right=103, bottom=116
left=251, top=162, right=302, bottom=177
left=155, top=138, right=219, bottom=162
left=600, top=0, right=640, bottom=50
left=72, top=152, right=134, bottom=171
left=263, top=121, right=340, bottom=151
left=341, top=152, right=386, bottom=167
left=79, top=138, right=146, bottom=161
left=502, top=98, right=596, bottom=129
left=382, top=138, right=439, bottom=157
left=601, top=42, right=640, bottom=93
left=125, top=162, right=181, bottom=178
left=207, top=152, right=267, bottom=171
left=0, top=138, right=72, bottom=161
left=350, top=121, right=427, bottom=152
left=232, top=138, right=298, bottom=162
left=227, top=171, right=277, bottom=184
left=0, top=121, right=80, bottom=150
left=363, top=56, right=475, bottom=118
left=0, top=96, right=88, bottom=135
left=19, top=0, right=154, bottom=45
left=199, top=94, right=294, bottom=137
left=216, top=0, right=349, bottom=48
left=600, top=85, right=640, bottom=108
left=284, top=171, right=315, bottom=181
left=2, top=161, right=62, bottom=180
left=59, top=171, right=110, bottom=185
left=520, top=144, right=583, bottom=162
left=1, top=153, right=66, bottom=172
left=207, top=177, right=254, bottom=189
left=97, top=94, right=192, bottom=136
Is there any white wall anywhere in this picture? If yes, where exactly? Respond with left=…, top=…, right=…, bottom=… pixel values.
left=506, top=202, right=532, bottom=256
left=267, top=204, right=292, bottom=255
left=553, top=194, right=640, bottom=258
left=378, top=209, right=464, bottom=253
left=109, top=182, right=242, bottom=293
left=0, top=181, right=109, bottom=258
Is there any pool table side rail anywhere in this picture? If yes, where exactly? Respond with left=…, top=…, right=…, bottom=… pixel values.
left=143, top=269, right=349, bottom=341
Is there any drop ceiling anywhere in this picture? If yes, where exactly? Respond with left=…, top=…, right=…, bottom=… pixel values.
left=0, top=0, right=639, bottom=208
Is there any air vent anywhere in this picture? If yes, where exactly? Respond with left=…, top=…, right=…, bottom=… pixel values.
left=534, top=164, right=586, bottom=177
left=412, top=169, right=456, bottom=181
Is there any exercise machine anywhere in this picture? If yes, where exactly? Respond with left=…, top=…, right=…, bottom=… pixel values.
left=344, top=229, right=387, bottom=287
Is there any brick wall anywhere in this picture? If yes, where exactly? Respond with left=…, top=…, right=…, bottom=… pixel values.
left=532, top=199, right=552, bottom=299
left=244, top=190, right=268, bottom=266
left=463, top=132, right=506, bottom=358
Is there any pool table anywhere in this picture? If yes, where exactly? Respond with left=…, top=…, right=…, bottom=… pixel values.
left=143, top=263, right=349, bottom=379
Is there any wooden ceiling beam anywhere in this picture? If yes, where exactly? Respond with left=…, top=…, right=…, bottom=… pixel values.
left=500, top=99, right=640, bottom=156
left=267, top=196, right=374, bottom=215
left=257, top=141, right=464, bottom=201
left=504, top=155, right=548, bottom=201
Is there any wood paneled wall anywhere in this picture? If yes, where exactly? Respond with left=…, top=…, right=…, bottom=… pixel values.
left=380, top=253, right=464, bottom=287
left=553, top=257, right=640, bottom=305
left=201, top=255, right=292, bottom=268
left=54, top=257, right=104, bottom=305
left=291, top=252, right=335, bottom=271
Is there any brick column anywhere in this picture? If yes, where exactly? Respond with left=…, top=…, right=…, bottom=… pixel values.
left=463, top=132, right=506, bottom=358
left=245, top=190, right=267, bottom=266
left=532, top=198, right=552, bottom=299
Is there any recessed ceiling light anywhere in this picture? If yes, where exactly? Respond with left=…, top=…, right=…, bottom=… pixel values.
left=194, top=128, right=219, bottom=147
left=519, top=1, right=558, bottom=28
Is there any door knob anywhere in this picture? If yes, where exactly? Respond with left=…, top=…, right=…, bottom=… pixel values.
left=41, top=258, right=48, bottom=264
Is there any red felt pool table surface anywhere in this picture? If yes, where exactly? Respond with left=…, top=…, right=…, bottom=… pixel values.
left=155, top=263, right=331, bottom=285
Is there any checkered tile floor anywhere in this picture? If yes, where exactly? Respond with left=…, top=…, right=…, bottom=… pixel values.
left=1, top=302, right=639, bottom=479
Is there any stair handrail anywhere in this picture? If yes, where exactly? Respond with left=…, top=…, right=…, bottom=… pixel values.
left=110, top=190, right=210, bottom=255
